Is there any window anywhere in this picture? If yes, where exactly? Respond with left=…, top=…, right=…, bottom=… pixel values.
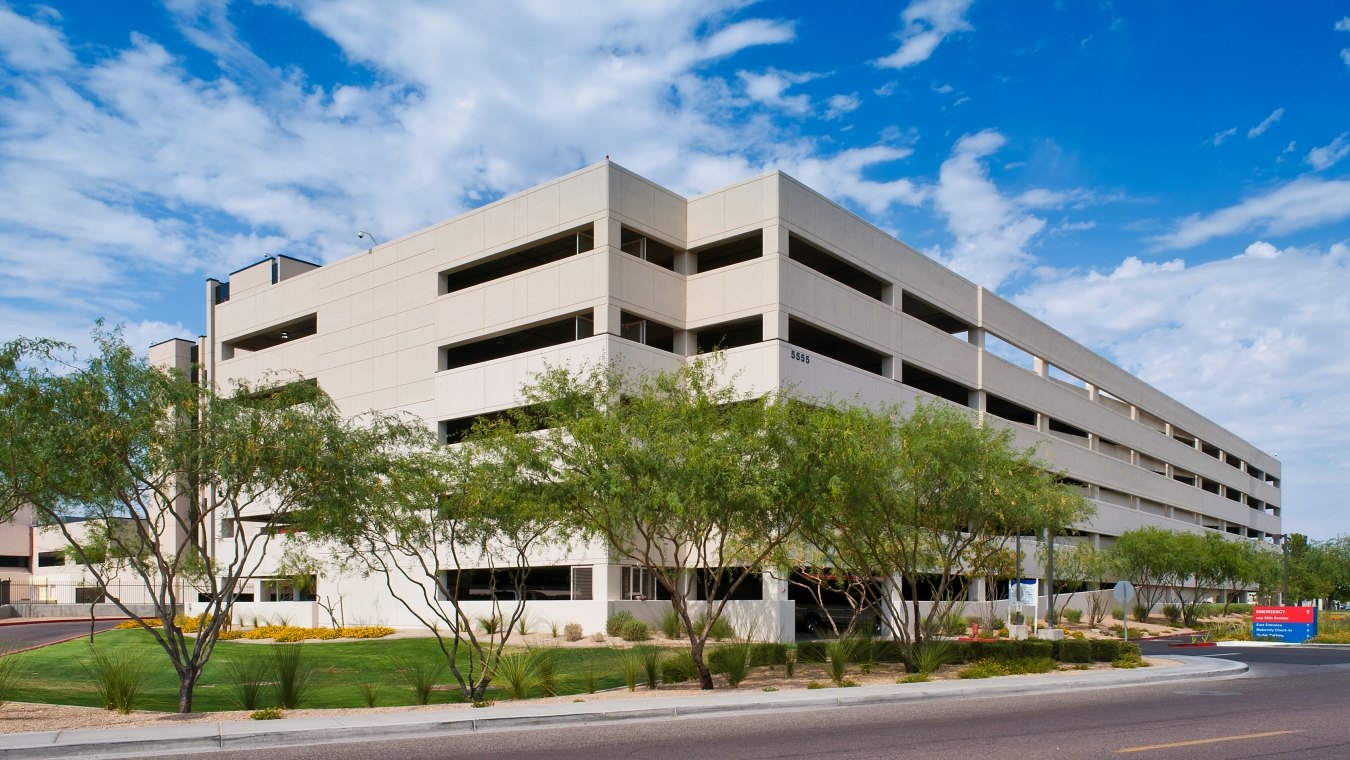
left=692, top=231, right=762, bottom=272
left=621, top=566, right=656, bottom=600
left=221, top=314, right=317, bottom=359
left=788, top=234, right=886, bottom=300
left=440, top=227, right=594, bottom=294
left=440, top=312, right=595, bottom=371
left=260, top=577, right=316, bottom=602
left=620, top=227, right=677, bottom=270
left=618, top=311, right=675, bottom=352
left=570, top=567, right=593, bottom=601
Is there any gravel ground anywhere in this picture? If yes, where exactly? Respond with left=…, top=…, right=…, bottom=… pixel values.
left=0, top=656, right=1176, bottom=735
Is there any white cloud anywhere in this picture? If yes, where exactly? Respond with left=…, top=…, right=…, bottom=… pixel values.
left=1306, top=133, right=1350, bottom=171
left=823, top=93, right=861, bottom=120
left=1247, top=107, right=1284, bottom=138
left=1337, top=16, right=1350, bottom=32
left=738, top=68, right=820, bottom=114
left=1154, top=177, right=1350, bottom=249
left=0, top=2, right=928, bottom=341
left=1015, top=242, right=1350, bottom=536
left=931, top=130, right=1046, bottom=288
left=1051, top=219, right=1097, bottom=234
left=0, top=5, right=73, bottom=71
left=1211, top=127, right=1237, bottom=146
left=875, top=0, right=974, bottom=70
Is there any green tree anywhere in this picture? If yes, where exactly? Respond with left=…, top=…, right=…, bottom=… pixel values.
left=1107, top=527, right=1180, bottom=618
left=512, top=358, right=849, bottom=689
left=1040, top=539, right=1108, bottom=625
left=811, top=401, right=1093, bottom=667
left=296, top=414, right=564, bottom=702
left=0, top=330, right=386, bottom=713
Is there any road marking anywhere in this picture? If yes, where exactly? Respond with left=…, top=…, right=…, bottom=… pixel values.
left=1117, top=730, right=1297, bottom=753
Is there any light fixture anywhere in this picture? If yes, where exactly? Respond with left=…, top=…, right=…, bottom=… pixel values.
left=357, top=230, right=379, bottom=246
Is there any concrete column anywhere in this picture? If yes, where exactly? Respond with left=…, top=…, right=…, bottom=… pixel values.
left=673, top=329, right=696, bottom=356
left=762, top=571, right=789, bottom=602
left=1033, top=357, right=1049, bottom=377
left=594, top=563, right=622, bottom=601
left=594, top=303, right=622, bottom=336
left=674, top=250, right=696, bottom=275
left=763, top=310, right=789, bottom=342
left=594, top=217, right=622, bottom=250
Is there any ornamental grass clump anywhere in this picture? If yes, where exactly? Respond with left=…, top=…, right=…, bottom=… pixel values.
left=222, top=657, right=269, bottom=710
left=393, top=654, right=445, bottom=705
left=270, top=644, right=314, bottom=709
left=83, top=646, right=147, bottom=714
left=0, top=648, right=23, bottom=707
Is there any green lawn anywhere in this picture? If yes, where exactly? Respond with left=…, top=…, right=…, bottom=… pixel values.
left=5, top=630, right=637, bottom=712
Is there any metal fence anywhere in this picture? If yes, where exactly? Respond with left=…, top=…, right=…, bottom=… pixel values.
left=10, top=582, right=182, bottom=606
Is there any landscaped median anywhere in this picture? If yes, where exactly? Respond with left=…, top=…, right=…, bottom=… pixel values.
left=0, top=626, right=1161, bottom=731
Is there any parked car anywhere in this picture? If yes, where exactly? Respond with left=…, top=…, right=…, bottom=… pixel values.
left=795, top=603, right=884, bottom=636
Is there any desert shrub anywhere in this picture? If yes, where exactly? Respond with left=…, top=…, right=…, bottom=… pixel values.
left=751, top=642, right=787, bottom=667
left=563, top=623, right=584, bottom=642
left=711, top=643, right=752, bottom=688
left=1112, top=606, right=1125, bottom=621
left=83, top=646, right=147, bottom=714
left=661, top=651, right=698, bottom=684
left=515, top=612, right=533, bottom=636
left=633, top=646, right=662, bottom=690
left=1161, top=604, right=1182, bottom=626
left=492, top=651, right=551, bottom=700
left=113, top=619, right=161, bottom=630
left=357, top=679, right=382, bottom=707
left=251, top=707, right=283, bottom=720
left=606, top=611, right=638, bottom=637
left=548, top=620, right=561, bottom=638
left=659, top=609, right=684, bottom=639
left=579, top=663, right=599, bottom=694
left=173, top=613, right=213, bottom=633
left=617, top=652, right=642, bottom=692
left=0, top=649, right=21, bottom=708
left=338, top=626, right=395, bottom=639
left=1090, top=640, right=1123, bottom=662
left=796, top=641, right=827, bottom=662
left=939, top=609, right=968, bottom=636
left=693, top=613, right=736, bottom=641
left=900, top=673, right=928, bottom=683
left=869, top=639, right=906, bottom=664
left=619, top=619, right=650, bottom=642
left=1062, top=608, right=1083, bottom=624
left=476, top=614, right=502, bottom=637
left=1058, top=639, right=1093, bottom=664
left=824, top=637, right=862, bottom=686
left=988, top=617, right=1006, bottom=631
left=1132, top=604, right=1150, bottom=623
left=217, top=630, right=244, bottom=641
left=1113, top=644, right=1149, bottom=669
left=958, top=658, right=1009, bottom=679
left=222, top=657, right=269, bottom=710
left=394, top=654, right=445, bottom=705
left=914, top=639, right=958, bottom=674
left=959, top=657, right=1055, bottom=679
left=270, top=644, right=314, bottom=709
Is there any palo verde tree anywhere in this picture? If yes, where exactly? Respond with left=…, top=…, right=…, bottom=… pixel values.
left=0, top=330, right=385, bottom=712
left=295, top=413, right=566, bottom=702
left=1107, top=526, right=1187, bottom=620
left=809, top=400, right=1093, bottom=668
left=1047, top=540, right=1112, bottom=626
left=511, top=357, right=851, bottom=690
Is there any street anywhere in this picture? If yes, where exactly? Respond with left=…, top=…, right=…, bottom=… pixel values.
left=0, top=619, right=119, bottom=652
left=158, top=645, right=1350, bottom=760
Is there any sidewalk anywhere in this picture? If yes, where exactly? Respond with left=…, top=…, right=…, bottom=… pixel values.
left=0, top=656, right=1248, bottom=759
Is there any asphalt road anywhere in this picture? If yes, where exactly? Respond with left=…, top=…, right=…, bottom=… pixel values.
left=161, top=647, right=1350, bottom=760
left=0, top=619, right=120, bottom=652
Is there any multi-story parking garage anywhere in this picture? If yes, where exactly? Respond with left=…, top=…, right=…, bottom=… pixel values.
left=149, top=160, right=1280, bottom=636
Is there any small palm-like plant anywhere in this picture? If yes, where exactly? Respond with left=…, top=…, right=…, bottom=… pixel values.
left=393, top=655, right=445, bottom=705
left=83, top=646, right=147, bottom=714
left=222, top=657, right=269, bottom=710
left=270, top=644, right=314, bottom=709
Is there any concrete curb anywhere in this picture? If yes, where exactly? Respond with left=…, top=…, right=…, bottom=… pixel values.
left=0, top=656, right=1247, bottom=759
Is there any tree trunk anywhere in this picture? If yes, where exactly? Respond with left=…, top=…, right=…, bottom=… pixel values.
left=177, top=668, right=199, bottom=713
left=690, top=638, right=714, bottom=690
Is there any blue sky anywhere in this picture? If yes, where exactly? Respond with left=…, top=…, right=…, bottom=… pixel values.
left=2, top=1, right=1350, bottom=536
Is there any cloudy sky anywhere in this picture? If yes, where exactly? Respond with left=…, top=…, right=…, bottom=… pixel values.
left=2, top=1, right=1349, bottom=536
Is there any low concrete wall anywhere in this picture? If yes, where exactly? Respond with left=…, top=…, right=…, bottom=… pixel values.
left=9, top=602, right=164, bottom=618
